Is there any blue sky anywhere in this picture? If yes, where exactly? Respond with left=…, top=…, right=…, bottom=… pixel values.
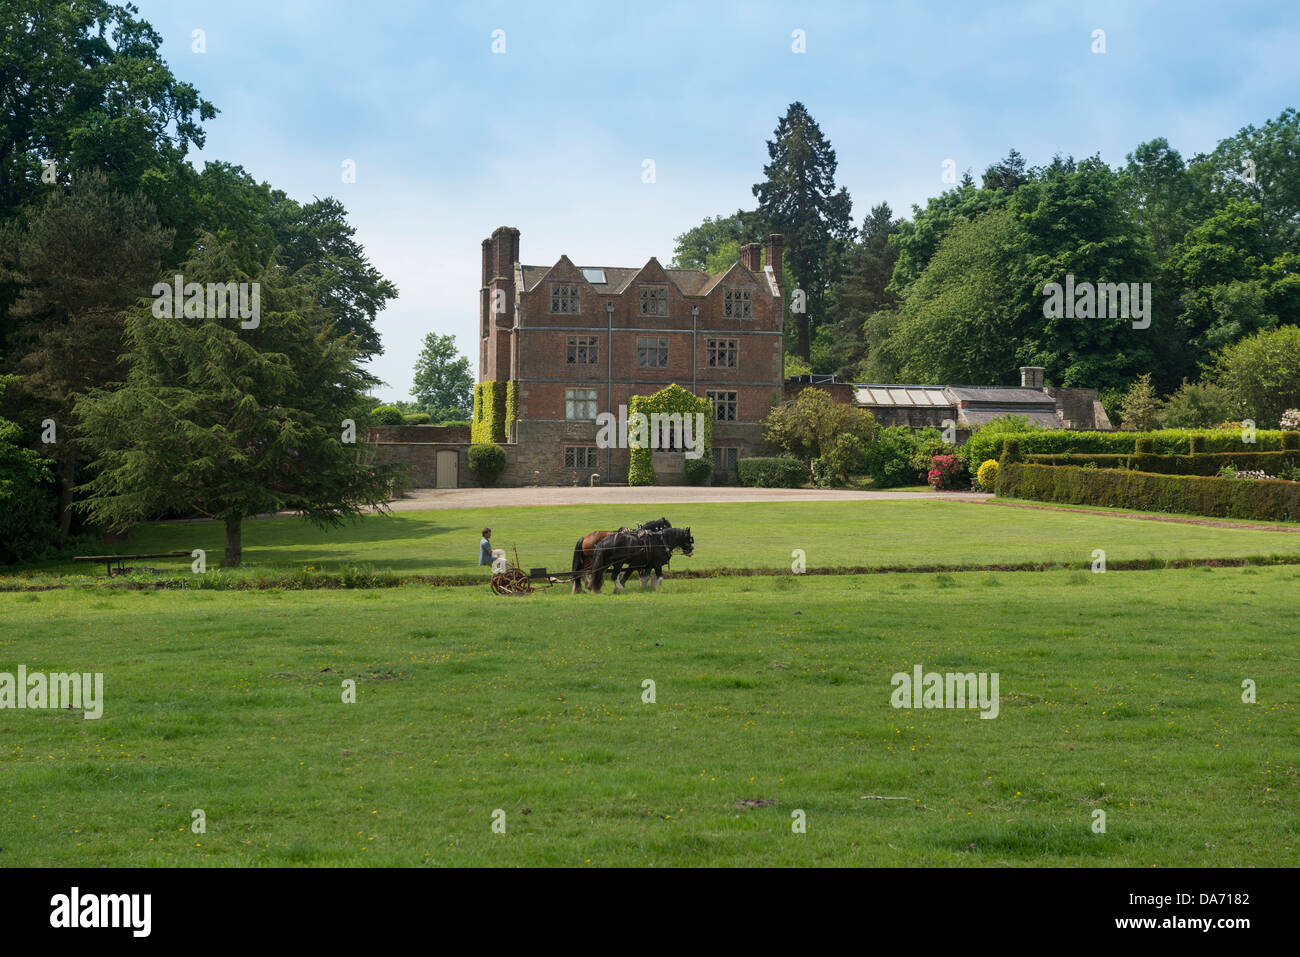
left=139, top=0, right=1300, bottom=400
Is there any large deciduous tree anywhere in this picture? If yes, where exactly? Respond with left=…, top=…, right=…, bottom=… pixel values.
left=411, top=332, right=473, bottom=420
left=0, top=0, right=214, bottom=219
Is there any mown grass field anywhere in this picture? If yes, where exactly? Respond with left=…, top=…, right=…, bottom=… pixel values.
left=2, top=566, right=1297, bottom=866
left=12, top=498, right=1300, bottom=584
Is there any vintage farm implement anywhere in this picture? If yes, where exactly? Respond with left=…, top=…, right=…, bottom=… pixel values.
left=488, top=545, right=574, bottom=596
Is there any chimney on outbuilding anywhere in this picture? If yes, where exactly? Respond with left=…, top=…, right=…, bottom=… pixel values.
left=1020, top=366, right=1045, bottom=389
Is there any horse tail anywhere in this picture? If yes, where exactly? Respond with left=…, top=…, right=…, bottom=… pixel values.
left=571, top=537, right=586, bottom=593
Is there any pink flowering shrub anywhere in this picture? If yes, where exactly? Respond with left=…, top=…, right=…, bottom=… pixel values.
left=928, top=453, right=968, bottom=490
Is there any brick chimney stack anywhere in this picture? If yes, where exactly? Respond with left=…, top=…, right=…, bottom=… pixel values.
left=764, top=233, right=784, bottom=267
left=764, top=233, right=784, bottom=295
left=739, top=243, right=762, bottom=272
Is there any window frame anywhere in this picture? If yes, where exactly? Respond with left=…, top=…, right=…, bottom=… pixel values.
left=706, top=338, right=738, bottom=368
left=566, top=335, right=599, bottom=365
left=722, top=286, right=754, bottom=319
left=565, top=388, right=599, bottom=420
left=706, top=389, right=738, bottom=421
left=637, top=285, right=669, bottom=317
left=550, top=283, right=581, bottom=315
left=564, top=446, right=600, bottom=469
left=635, top=336, right=669, bottom=368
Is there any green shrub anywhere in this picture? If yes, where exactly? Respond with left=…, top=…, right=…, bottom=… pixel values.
left=402, top=412, right=431, bottom=425
left=1134, top=436, right=1155, bottom=454
left=1283, top=431, right=1300, bottom=451
left=0, top=419, right=59, bottom=564
left=1000, top=437, right=1022, bottom=464
left=737, top=457, right=806, bottom=488
left=906, top=427, right=953, bottom=480
left=685, top=457, right=713, bottom=486
left=435, top=419, right=471, bottom=429
left=371, top=405, right=404, bottom=426
left=467, top=443, right=507, bottom=486
left=864, top=426, right=918, bottom=488
left=810, top=457, right=831, bottom=488
left=997, top=462, right=1300, bottom=522
left=1188, top=434, right=1206, bottom=454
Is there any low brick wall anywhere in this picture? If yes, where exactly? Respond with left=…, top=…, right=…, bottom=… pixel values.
left=368, top=424, right=471, bottom=444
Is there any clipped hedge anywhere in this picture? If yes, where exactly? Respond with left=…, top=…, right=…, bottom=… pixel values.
left=471, top=380, right=509, bottom=444
left=685, top=456, right=713, bottom=486
left=737, top=456, right=806, bottom=488
left=997, top=462, right=1300, bottom=522
left=1025, top=450, right=1300, bottom=476
left=964, top=427, right=1289, bottom=465
left=1027, top=453, right=1132, bottom=469
left=1134, top=451, right=1300, bottom=476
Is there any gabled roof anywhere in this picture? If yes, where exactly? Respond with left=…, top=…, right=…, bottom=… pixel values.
left=519, top=256, right=764, bottom=298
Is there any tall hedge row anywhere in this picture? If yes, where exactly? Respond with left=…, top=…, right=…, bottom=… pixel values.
left=996, top=462, right=1300, bottom=522
left=1025, top=450, right=1300, bottom=475
left=964, top=428, right=1291, bottom=465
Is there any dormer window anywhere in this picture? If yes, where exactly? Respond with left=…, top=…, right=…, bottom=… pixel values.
left=638, top=286, right=668, bottom=317
left=551, top=284, right=580, bottom=314
left=723, top=287, right=753, bottom=318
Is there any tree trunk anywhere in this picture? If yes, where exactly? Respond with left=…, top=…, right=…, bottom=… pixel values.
left=57, top=449, right=77, bottom=542
left=796, top=311, right=811, bottom=362
left=224, top=516, right=243, bottom=568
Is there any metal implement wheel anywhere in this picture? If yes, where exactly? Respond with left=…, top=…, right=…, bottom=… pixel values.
left=490, top=568, right=534, bottom=596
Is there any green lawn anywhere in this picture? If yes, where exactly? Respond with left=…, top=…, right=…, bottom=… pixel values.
left=15, top=499, right=1300, bottom=583
left=1, top=567, right=1297, bottom=866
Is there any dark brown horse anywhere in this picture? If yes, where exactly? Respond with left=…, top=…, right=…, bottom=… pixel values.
left=571, top=517, right=670, bottom=593
left=590, top=526, right=694, bottom=593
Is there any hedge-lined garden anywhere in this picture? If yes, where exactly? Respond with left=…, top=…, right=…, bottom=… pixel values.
left=1025, top=449, right=1300, bottom=477
left=996, top=461, right=1300, bottom=523
left=962, top=425, right=1292, bottom=465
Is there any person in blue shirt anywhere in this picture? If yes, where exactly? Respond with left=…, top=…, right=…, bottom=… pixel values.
left=479, top=528, right=494, bottom=565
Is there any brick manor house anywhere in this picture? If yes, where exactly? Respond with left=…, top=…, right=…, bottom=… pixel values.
left=475, top=225, right=787, bottom=484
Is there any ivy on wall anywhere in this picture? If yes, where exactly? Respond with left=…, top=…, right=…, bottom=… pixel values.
left=627, top=383, right=713, bottom=486
left=506, top=381, right=519, bottom=441
left=472, top=380, right=510, bottom=444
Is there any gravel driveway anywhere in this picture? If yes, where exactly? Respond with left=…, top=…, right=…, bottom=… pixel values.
left=380, top=486, right=989, bottom=511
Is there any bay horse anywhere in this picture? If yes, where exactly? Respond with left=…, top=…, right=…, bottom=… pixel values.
left=570, top=518, right=670, bottom=593
left=590, top=526, right=694, bottom=594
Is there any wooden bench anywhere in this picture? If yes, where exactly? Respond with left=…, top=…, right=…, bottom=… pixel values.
left=73, top=551, right=193, bottom=576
